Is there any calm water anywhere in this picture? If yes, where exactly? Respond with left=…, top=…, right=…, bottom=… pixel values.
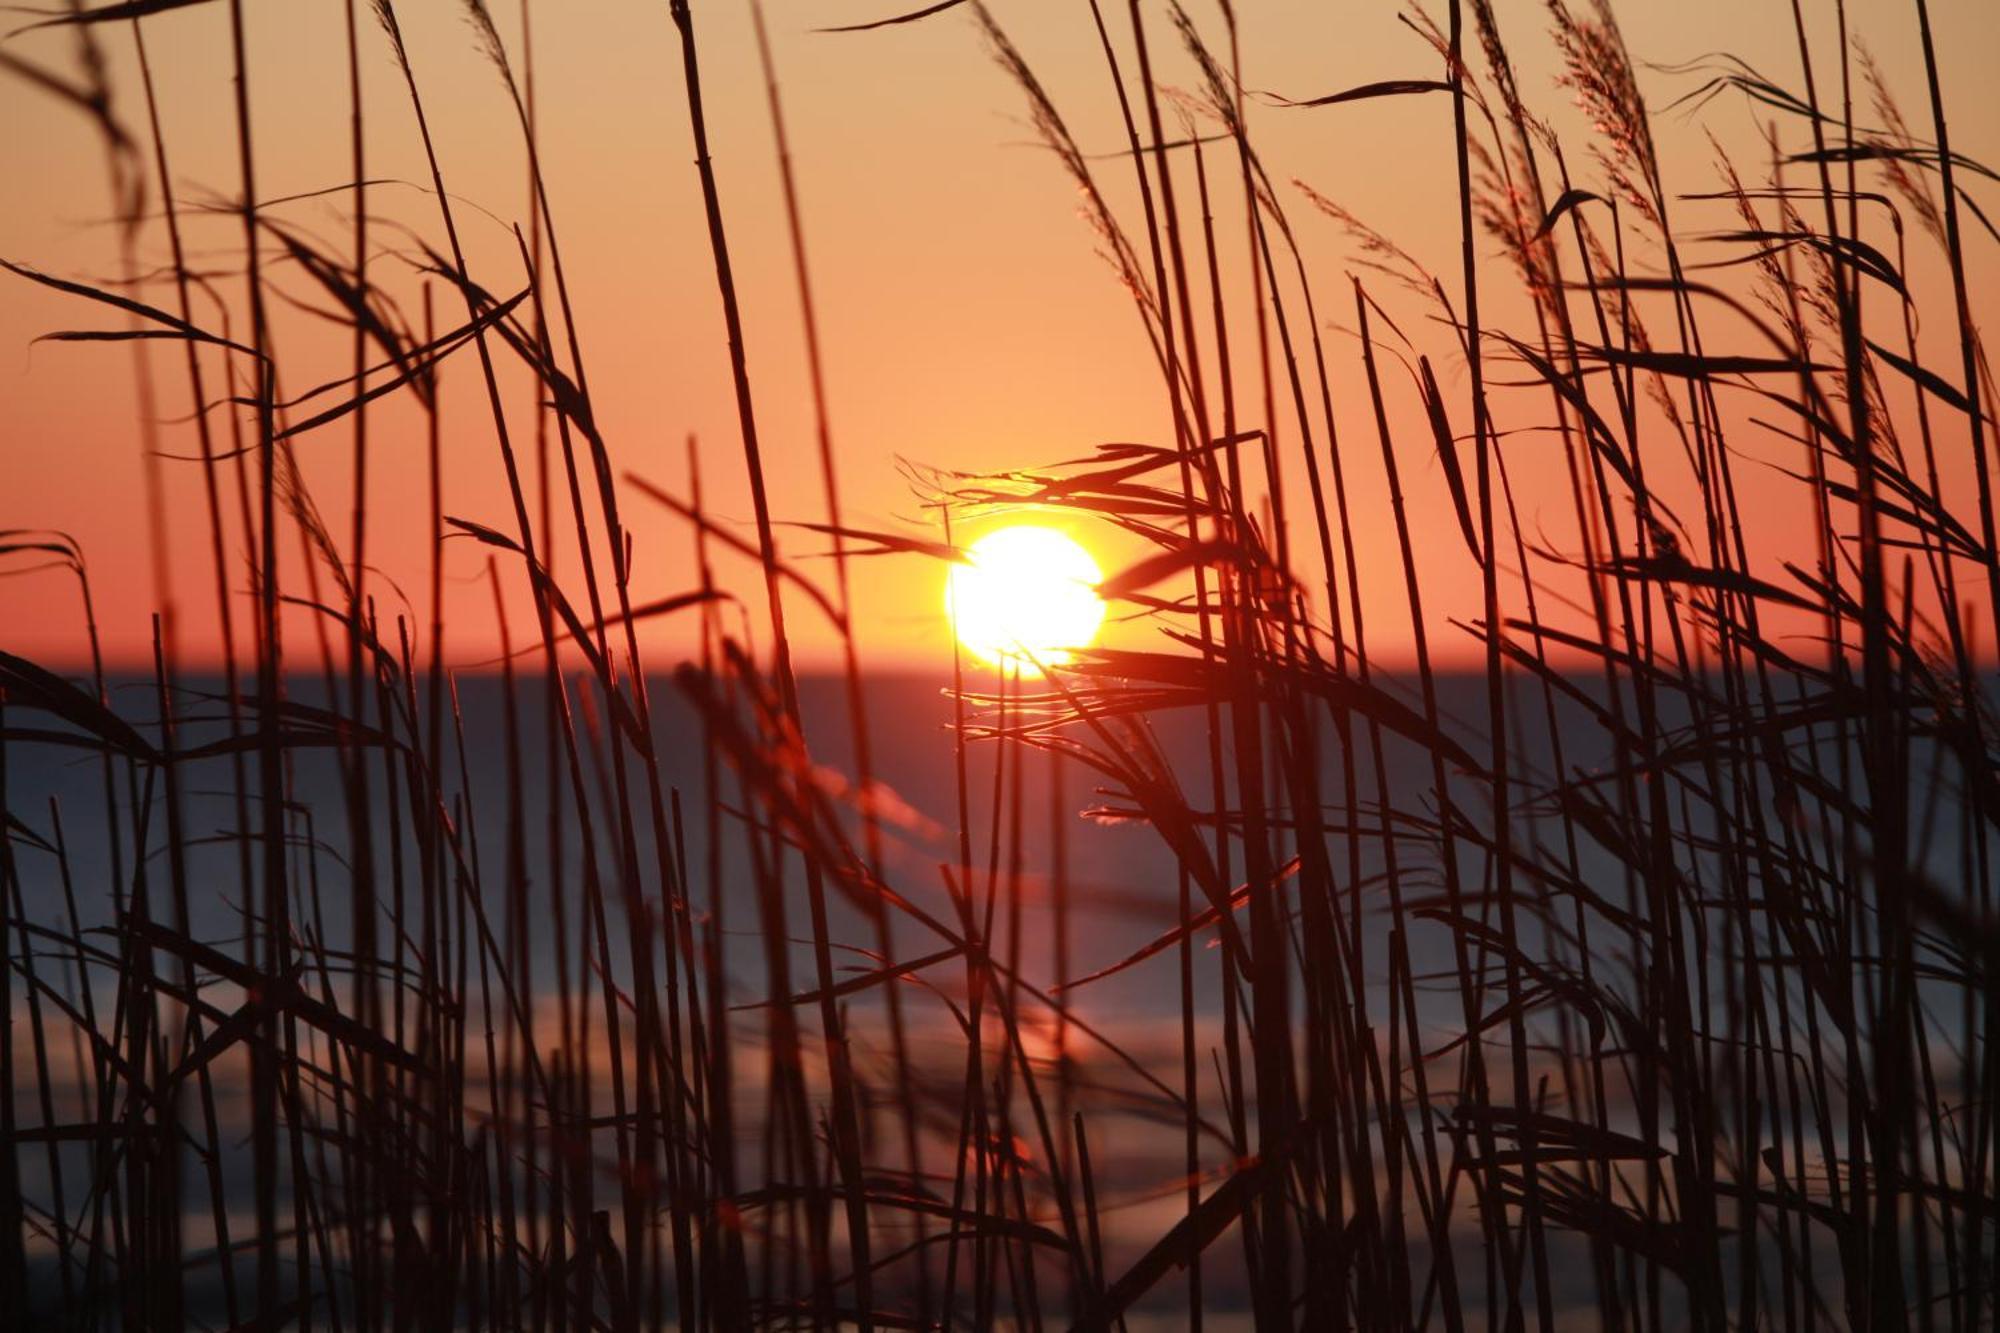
left=5, top=667, right=1981, bottom=1323
left=7, top=669, right=1604, bottom=1030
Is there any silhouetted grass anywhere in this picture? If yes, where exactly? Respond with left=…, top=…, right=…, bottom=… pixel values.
left=2, top=0, right=1996, bottom=1328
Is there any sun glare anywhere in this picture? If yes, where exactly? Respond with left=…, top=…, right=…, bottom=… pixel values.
left=946, top=526, right=1105, bottom=673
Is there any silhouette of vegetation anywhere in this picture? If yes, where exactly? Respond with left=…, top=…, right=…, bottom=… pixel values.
left=1, top=0, right=1995, bottom=1327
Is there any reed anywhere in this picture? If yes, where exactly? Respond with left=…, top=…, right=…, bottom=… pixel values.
left=1, top=0, right=1995, bottom=1328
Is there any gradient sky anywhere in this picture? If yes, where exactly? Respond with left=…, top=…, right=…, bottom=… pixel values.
left=2, top=0, right=1995, bottom=674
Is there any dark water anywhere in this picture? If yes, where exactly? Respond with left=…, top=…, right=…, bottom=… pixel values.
left=13, top=666, right=1968, bottom=1012
left=7, top=669, right=1587, bottom=1027
left=4, top=667, right=1984, bottom=1323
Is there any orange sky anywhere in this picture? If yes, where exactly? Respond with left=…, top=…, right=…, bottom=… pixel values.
left=2, top=0, right=1995, bottom=675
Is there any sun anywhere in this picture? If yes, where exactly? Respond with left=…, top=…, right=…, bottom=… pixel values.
left=945, top=525, right=1106, bottom=674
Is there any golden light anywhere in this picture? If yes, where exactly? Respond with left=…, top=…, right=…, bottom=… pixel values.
left=946, top=525, right=1105, bottom=674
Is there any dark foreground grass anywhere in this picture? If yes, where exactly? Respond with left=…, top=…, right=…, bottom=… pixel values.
left=2, top=0, right=1997, bottom=1328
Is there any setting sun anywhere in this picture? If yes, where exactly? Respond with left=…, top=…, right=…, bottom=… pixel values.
left=945, top=525, right=1105, bottom=673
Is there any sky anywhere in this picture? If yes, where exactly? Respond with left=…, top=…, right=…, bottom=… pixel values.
left=1, top=0, right=1995, bottom=676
